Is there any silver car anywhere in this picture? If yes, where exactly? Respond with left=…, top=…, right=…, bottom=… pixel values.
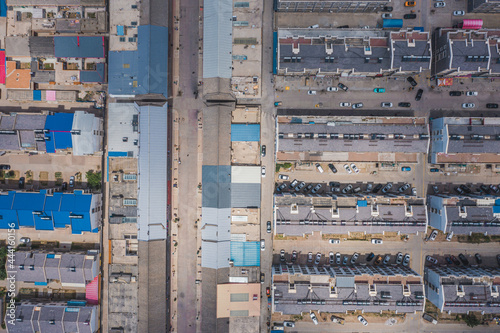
left=462, top=103, right=475, bottom=108
left=403, top=253, right=411, bottom=266
left=350, top=252, right=359, bottom=264
left=396, top=252, right=404, bottom=265
left=336, top=253, right=341, bottom=265
left=434, top=1, right=445, bottom=7
left=314, top=252, right=322, bottom=265
left=352, top=103, right=363, bottom=109
left=383, top=255, right=391, bottom=265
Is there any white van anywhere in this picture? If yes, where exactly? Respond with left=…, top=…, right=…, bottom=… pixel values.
left=316, top=163, right=324, bottom=173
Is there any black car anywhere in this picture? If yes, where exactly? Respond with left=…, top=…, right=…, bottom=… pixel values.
left=0, top=164, right=11, bottom=170
left=445, top=257, right=453, bottom=265
left=458, top=253, right=469, bottom=266
left=480, top=184, right=491, bottom=194
left=398, top=102, right=411, bottom=108
left=474, top=253, right=482, bottom=264
left=449, top=91, right=462, bottom=96
left=403, top=13, right=417, bottom=19
left=459, top=184, right=471, bottom=193
left=454, top=186, right=464, bottom=195
left=372, top=184, right=383, bottom=193
left=305, top=184, right=313, bottom=192
left=486, top=103, right=499, bottom=109
left=450, top=255, right=460, bottom=265
left=381, top=6, right=393, bottom=11
left=276, top=183, right=286, bottom=192
left=260, top=272, right=265, bottom=283
left=329, top=182, right=340, bottom=188
left=338, top=83, right=348, bottom=91
left=261, top=145, right=266, bottom=157
left=18, top=177, right=25, bottom=189
left=62, top=182, right=68, bottom=191
left=415, top=89, right=423, bottom=101
left=291, top=250, right=297, bottom=262
left=366, top=252, right=375, bottom=262
left=328, top=164, right=337, bottom=173
left=407, top=77, right=418, bottom=87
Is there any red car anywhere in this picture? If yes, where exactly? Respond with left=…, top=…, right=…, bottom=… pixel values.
left=266, top=287, right=270, bottom=297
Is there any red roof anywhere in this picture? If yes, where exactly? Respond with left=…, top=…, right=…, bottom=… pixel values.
left=85, top=275, right=99, bottom=305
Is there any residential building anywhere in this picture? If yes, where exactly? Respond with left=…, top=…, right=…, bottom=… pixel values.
left=277, top=116, right=429, bottom=163
left=216, top=283, right=261, bottom=318
left=275, top=194, right=427, bottom=236
left=468, top=0, right=500, bottom=13
left=274, top=0, right=389, bottom=13
left=6, top=301, right=98, bottom=333
left=277, top=29, right=431, bottom=76
left=425, top=266, right=500, bottom=314
left=0, top=190, right=102, bottom=234
left=430, top=117, right=500, bottom=164
left=0, top=111, right=103, bottom=155
left=12, top=251, right=99, bottom=288
left=428, top=195, right=500, bottom=235
left=272, top=264, right=424, bottom=314
left=433, top=28, right=500, bottom=77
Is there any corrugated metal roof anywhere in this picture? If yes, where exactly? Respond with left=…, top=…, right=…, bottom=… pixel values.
left=54, top=36, right=105, bottom=58
left=137, top=103, right=168, bottom=241
left=71, top=111, right=102, bottom=156
left=231, top=124, right=260, bottom=142
left=202, top=165, right=231, bottom=208
left=231, top=183, right=261, bottom=208
left=202, top=0, right=233, bottom=78
left=336, top=276, right=355, bottom=288
left=107, top=103, right=139, bottom=156
left=230, top=242, right=260, bottom=266
left=201, top=240, right=231, bottom=269
left=80, top=63, right=106, bottom=83
left=108, top=51, right=139, bottom=96
left=201, top=207, right=231, bottom=241
left=231, top=166, right=261, bottom=184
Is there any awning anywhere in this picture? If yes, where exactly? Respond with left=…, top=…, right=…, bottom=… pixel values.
left=462, top=19, right=483, bottom=30
left=437, top=78, right=453, bottom=87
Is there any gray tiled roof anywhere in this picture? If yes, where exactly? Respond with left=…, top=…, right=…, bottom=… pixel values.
left=451, top=40, right=489, bottom=71
left=59, top=254, right=86, bottom=285
left=392, top=40, right=431, bottom=71
left=44, top=256, right=61, bottom=281
left=14, top=252, right=46, bottom=283
left=38, top=305, right=65, bottom=333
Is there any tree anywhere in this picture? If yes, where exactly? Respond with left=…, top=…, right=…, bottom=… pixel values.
left=86, top=170, right=102, bottom=190
left=463, top=313, right=480, bottom=328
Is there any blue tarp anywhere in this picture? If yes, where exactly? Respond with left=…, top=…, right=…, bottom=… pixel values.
left=34, top=282, right=48, bottom=286
left=230, top=241, right=260, bottom=266
left=33, top=90, right=42, bottom=101
left=54, top=36, right=105, bottom=58
left=80, top=63, right=105, bottom=83
left=383, top=19, right=403, bottom=29
left=357, top=200, right=368, bottom=207
left=231, top=124, right=260, bottom=141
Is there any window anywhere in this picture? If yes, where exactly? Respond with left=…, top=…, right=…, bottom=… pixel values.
left=119, top=37, right=126, bottom=42
left=128, top=37, right=136, bottom=42
left=131, top=4, right=138, bottom=8
left=131, top=21, right=138, bottom=26
left=230, top=293, right=249, bottom=302
left=234, top=2, right=249, bottom=7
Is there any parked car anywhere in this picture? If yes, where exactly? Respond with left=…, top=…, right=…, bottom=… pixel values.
left=311, top=184, right=322, bottom=194
left=449, top=91, right=462, bottom=96
left=458, top=253, right=469, bottom=266
left=430, top=168, right=440, bottom=172
left=382, top=6, right=393, bottom=11
left=428, top=230, right=438, bottom=241
left=307, top=252, right=313, bottom=263
left=291, top=250, right=297, bottom=262
left=352, top=103, right=363, bottom=109
left=310, top=312, right=319, bottom=325
left=329, top=239, right=340, bottom=244
left=307, top=90, right=317, bottom=95
left=454, top=186, right=464, bottom=195
left=289, top=179, right=298, bottom=189
left=453, top=10, right=465, bottom=16
left=462, top=103, right=475, bottom=108
left=260, top=272, right=265, bottom=283
left=432, top=185, right=439, bottom=194
left=305, top=184, right=313, bottom=192
left=329, top=252, right=335, bottom=265
left=366, top=183, right=373, bottom=192
left=398, top=183, right=411, bottom=193
left=260, top=239, right=265, bottom=251
left=490, top=184, right=500, bottom=193
left=294, top=181, right=306, bottom=192
left=0, top=164, right=11, bottom=170
left=19, top=177, right=25, bottom=189
left=381, top=102, right=393, bottom=108
left=401, top=166, right=411, bottom=171
left=284, top=321, right=295, bottom=328
left=342, top=256, right=348, bottom=265
left=372, top=184, right=383, bottom=193
left=327, top=86, right=338, bottom=92
left=316, top=163, right=324, bottom=173
left=343, top=164, right=352, bottom=174
left=339, top=102, right=351, bottom=107
left=445, top=257, right=453, bottom=265
left=278, top=174, right=289, bottom=180
left=371, top=239, right=383, bottom=244
left=342, top=184, right=353, bottom=194
left=62, top=182, right=68, bottom=191
left=336, top=253, right=341, bottom=265
left=415, top=89, right=423, bottom=101
left=381, top=183, right=393, bottom=193
left=403, top=253, right=411, bottom=266
left=434, top=1, right=445, bottom=7
left=366, top=252, right=375, bottom=262
left=350, top=253, right=359, bottom=264
left=466, top=91, right=478, bottom=96
left=496, top=254, right=500, bottom=267
left=266, top=287, right=271, bottom=297
left=19, top=237, right=31, bottom=244
left=423, top=313, right=438, bottom=325
left=328, top=164, right=337, bottom=173
left=350, top=163, right=360, bottom=174
left=403, top=13, right=417, bottom=19
left=382, top=13, right=392, bottom=18
left=426, top=256, right=438, bottom=264
left=358, top=315, right=368, bottom=326
left=446, top=231, right=454, bottom=242
left=338, top=83, right=348, bottom=91
left=374, top=255, right=383, bottom=265
left=383, top=255, right=391, bottom=265
left=486, top=103, right=499, bottom=109
left=280, top=249, right=285, bottom=262
left=407, top=77, right=418, bottom=87
left=475, top=253, right=483, bottom=264
left=314, top=252, right=322, bottom=265
left=374, top=88, right=385, bottom=93
left=412, top=187, right=417, bottom=196
left=261, top=145, right=266, bottom=157
left=396, top=252, right=404, bottom=265
left=261, top=166, right=266, bottom=177
left=398, top=102, right=411, bottom=107
left=267, top=221, right=271, bottom=233
left=459, top=184, right=471, bottom=193
left=450, top=255, right=460, bottom=266
left=480, top=184, right=491, bottom=194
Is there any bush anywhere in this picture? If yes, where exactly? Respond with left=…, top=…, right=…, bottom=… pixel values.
left=86, top=170, right=102, bottom=190
left=463, top=313, right=480, bottom=328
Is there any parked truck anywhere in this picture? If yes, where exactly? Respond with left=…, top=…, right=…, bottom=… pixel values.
left=331, top=315, right=345, bottom=325
left=423, top=313, right=438, bottom=325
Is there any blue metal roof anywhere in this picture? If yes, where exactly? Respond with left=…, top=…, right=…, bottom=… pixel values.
left=230, top=241, right=260, bottom=266
left=44, top=113, right=74, bottom=152
left=54, top=36, right=106, bottom=58
left=231, top=124, right=260, bottom=141
left=108, top=50, right=139, bottom=96
left=80, top=63, right=105, bottom=83
left=33, top=90, right=42, bottom=101
left=493, top=206, right=500, bottom=214
left=357, top=200, right=368, bottom=207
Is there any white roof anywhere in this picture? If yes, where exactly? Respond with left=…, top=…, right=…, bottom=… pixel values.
left=201, top=241, right=230, bottom=269
left=72, top=111, right=102, bottom=156
left=107, top=103, right=139, bottom=157
left=231, top=166, right=262, bottom=184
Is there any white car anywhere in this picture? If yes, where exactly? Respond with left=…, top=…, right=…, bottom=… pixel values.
left=453, top=10, right=465, bottom=16
left=314, top=252, right=322, bottom=265
left=307, top=90, right=317, bottom=95
left=383, top=254, right=391, bottom=265
left=20, top=237, right=31, bottom=244
left=260, top=239, right=265, bottom=251
left=327, top=86, right=338, bottom=92
left=261, top=166, right=266, bottom=177
left=396, top=252, right=404, bottom=265
left=446, top=231, right=454, bottom=242
left=381, top=102, right=393, bottom=108
left=466, top=91, right=478, bottom=96
left=329, top=239, right=340, bottom=244
left=358, top=315, right=368, bottom=326
left=434, top=1, right=445, bottom=7
left=352, top=103, right=363, bottom=109
left=339, top=102, right=351, bottom=107
left=310, top=312, right=319, bottom=325
left=371, top=239, right=383, bottom=244
left=403, top=253, right=411, bottom=266
left=350, top=163, right=360, bottom=174
left=343, top=164, right=352, bottom=174
left=462, top=103, right=475, bottom=108
left=426, top=255, right=439, bottom=264
left=428, top=230, right=438, bottom=241
left=412, top=187, right=417, bottom=196
left=283, top=321, right=295, bottom=327
left=278, top=174, right=289, bottom=180
left=382, top=13, right=392, bottom=18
